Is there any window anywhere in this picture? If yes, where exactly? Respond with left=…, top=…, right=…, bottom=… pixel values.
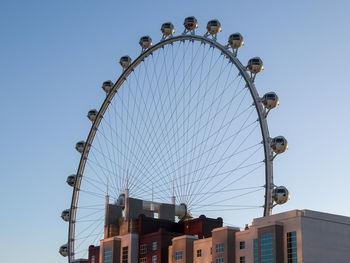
left=140, top=258, right=147, bottom=263
left=140, top=244, right=147, bottom=254
left=175, top=251, right=183, bottom=260
left=104, top=248, right=112, bottom=263
left=197, top=249, right=202, bottom=257
left=216, top=243, right=224, bottom=253
left=210, top=247, right=212, bottom=255
left=253, top=239, right=258, bottom=263
left=240, top=241, right=245, bottom=249
left=260, top=233, right=274, bottom=263
left=122, top=246, right=128, bottom=263
left=287, top=231, right=297, bottom=263
left=216, top=258, right=224, bottom=263
left=152, top=255, right=157, bottom=263
left=152, top=242, right=157, bottom=251
left=91, top=255, right=95, bottom=263
left=240, top=256, right=245, bottom=263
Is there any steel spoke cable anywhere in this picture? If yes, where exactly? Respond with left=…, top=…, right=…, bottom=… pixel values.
left=75, top=209, right=105, bottom=221
left=90, top=136, right=170, bottom=200
left=139, top=62, right=242, bottom=177
left=189, top=89, right=254, bottom=204
left=126, top=48, right=166, bottom=190
left=191, top=139, right=262, bottom=206
left=84, top=165, right=118, bottom=194
left=184, top=57, right=230, bottom=201
left=78, top=189, right=106, bottom=199
left=155, top=160, right=263, bottom=193
left=190, top=163, right=264, bottom=207
left=194, top=188, right=263, bottom=208
left=94, top=134, right=119, bottom=194
left=184, top=54, right=227, bottom=203
left=99, top=123, right=120, bottom=194
left=75, top=232, right=104, bottom=241
left=131, top=54, right=235, bottom=190
left=98, top=108, right=165, bottom=195
left=75, top=215, right=104, bottom=238
left=176, top=186, right=263, bottom=198
left=187, top=63, right=239, bottom=198
left=135, top=41, right=211, bottom=196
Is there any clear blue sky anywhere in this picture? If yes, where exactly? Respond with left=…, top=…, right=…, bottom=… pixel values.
left=1, top=0, right=349, bottom=262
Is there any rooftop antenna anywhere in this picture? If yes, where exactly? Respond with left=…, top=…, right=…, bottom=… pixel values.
left=171, top=181, right=175, bottom=205
left=104, top=178, right=110, bottom=228
left=125, top=170, right=129, bottom=200
left=151, top=186, right=154, bottom=211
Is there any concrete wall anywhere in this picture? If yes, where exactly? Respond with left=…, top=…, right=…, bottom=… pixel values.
left=212, top=226, right=239, bottom=263
left=193, top=237, right=212, bottom=263
left=235, top=225, right=258, bottom=263
left=169, top=235, right=198, bottom=263
left=118, top=233, right=139, bottom=263
left=300, top=210, right=350, bottom=263
left=99, top=237, right=121, bottom=263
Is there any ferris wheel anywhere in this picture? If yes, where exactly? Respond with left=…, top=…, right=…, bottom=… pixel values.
left=59, top=17, right=289, bottom=262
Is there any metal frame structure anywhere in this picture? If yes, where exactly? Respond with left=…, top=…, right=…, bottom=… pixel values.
left=68, top=34, right=275, bottom=262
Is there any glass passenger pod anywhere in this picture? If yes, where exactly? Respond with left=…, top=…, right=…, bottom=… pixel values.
left=75, top=141, right=86, bottom=153
left=61, top=209, right=70, bottom=222
left=262, top=92, right=279, bottom=109
left=271, top=136, right=288, bottom=154
left=59, top=244, right=68, bottom=257
left=102, top=80, right=114, bottom=94
left=139, top=36, right=152, bottom=50
left=206, top=19, right=222, bottom=35
left=87, top=109, right=98, bottom=122
left=184, top=16, right=198, bottom=30
left=120, top=56, right=132, bottom=69
left=228, top=33, right=244, bottom=49
left=161, top=22, right=175, bottom=36
left=66, top=174, right=76, bottom=187
left=247, top=57, right=264, bottom=74
left=273, top=186, right=290, bottom=204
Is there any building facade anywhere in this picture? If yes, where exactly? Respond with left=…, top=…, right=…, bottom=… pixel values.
left=87, top=196, right=350, bottom=263
left=169, top=209, right=350, bottom=263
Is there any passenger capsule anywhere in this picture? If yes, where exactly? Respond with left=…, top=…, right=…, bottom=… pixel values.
left=261, top=92, right=279, bottom=110
left=183, top=16, right=198, bottom=32
left=102, top=80, right=114, bottom=94
left=247, top=57, right=264, bottom=74
left=139, top=36, right=152, bottom=50
left=119, top=56, right=132, bottom=69
left=59, top=244, right=68, bottom=257
left=66, top=174, right=76, bottom=187
left=161, top=22, right=175, bottom=38
left=206, top=19, right=222, bottom=35
left=228, top=33, right=244, bottom=49
left=75, top=141, right=86, bottom=154
left=272, top=186, right=290, bottom=204
left=270, top=136, right=288, bottom=154
left=87, top=109, right=98, bottom=122
left=61, top=209, right=70, bottom=222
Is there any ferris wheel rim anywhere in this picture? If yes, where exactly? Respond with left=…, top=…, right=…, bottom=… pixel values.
left=67, top=34, right=273, bottom=262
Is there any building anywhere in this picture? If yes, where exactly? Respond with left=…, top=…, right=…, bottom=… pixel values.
left=85, top=193, right=350, bottom=263
left=168, top=209, right=350, bottom=263
left=88, top=196, right=222, bottom=263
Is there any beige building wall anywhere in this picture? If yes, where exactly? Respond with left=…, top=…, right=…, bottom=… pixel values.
left=193, top=237, right=212, bottom=263
left=168, top=235, right=198, bottom=263
left=235, top=224, right=258, bottom=263
left=236, top=209, right=350, bottom=263
left=211, top=226, right=239, bottom=263
left=99, top=237, right=121, bottom=263
left=118, top=233, right=139, bottom=263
